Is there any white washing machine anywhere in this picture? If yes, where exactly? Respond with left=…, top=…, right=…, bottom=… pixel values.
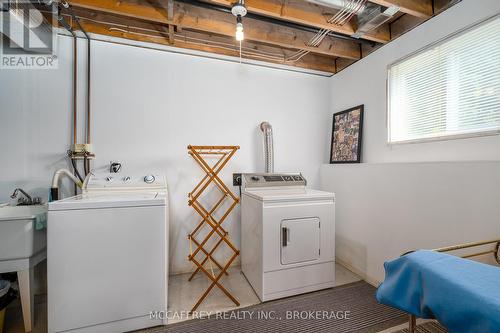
left=241, top=173, right=335, bottom=302
left=47, top=173, right=168, bottom=333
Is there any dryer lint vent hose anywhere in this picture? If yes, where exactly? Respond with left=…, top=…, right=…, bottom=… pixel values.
left=260, top=122, right=274, bottom=173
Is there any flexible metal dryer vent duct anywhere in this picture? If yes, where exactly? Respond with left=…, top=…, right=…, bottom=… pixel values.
left=260, top=122, right=274, bottom=173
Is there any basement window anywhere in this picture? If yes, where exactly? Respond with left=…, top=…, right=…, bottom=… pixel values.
left=387, top=15, right=500, bottom=144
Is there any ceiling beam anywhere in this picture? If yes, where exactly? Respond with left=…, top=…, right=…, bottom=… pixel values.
left=167, top=0, right=175, bottom=44
left=68, top=0, right=362, bottom=60
left=205, top=0, right=390, bottom=43
left=389, top=14, right=425, bottom=39
left=335, top=58, right=356, bottom=72
left=60, top=9, right=337, bottom=73
left=433, top=0, right=460, bottom=14
left=368, top=0, right=433, bottom=18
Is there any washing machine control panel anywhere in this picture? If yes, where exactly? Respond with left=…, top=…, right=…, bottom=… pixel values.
left=84, top=173, right=167, bottom=191
left=242, top=173, right=306, bottom=188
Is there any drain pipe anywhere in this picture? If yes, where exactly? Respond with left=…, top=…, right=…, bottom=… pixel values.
left=78, top=15, right=92, bottom=175
left=74, top=14, right=92, bottom=153
left=55, top=3, right=82, bottom=193
left=60, top=0, right=93, bottom=176
left=49, top=2, right=91, bottom=198
left=260, top=122, right=274, bottom=173
left=56, top=6, right=77, bottom=145
left=51, top=169, right=83, bottom=201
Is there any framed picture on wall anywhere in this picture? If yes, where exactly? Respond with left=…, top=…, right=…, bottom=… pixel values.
left=330, top=105, right=364, bottom=164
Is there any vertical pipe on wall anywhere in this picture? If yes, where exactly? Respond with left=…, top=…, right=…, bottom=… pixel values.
left=73, top=16, right=91, bottom=175
left=260, top=122, right=274, bottom=173
left=85, top=38, right=91, bottom=175
left=73, top=33, right=77, bottom=145
left=85, top=36, right=91, bottom=145
left=72, top=33, right=79, bottom=194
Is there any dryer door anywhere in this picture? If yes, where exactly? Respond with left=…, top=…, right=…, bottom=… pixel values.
left=281, top=217, right=320, bottom=265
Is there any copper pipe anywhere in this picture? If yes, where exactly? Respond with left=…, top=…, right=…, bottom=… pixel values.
left=86, top=38, right=91, bottom=145
left=72, top=16, right=91, bottom=145
left=66, top=5, right=92, bottom=175
left=73, top=33, right=77, bottom=145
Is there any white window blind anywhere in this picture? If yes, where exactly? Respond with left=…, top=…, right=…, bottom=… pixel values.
left=388, top=16, right=500, bottom=143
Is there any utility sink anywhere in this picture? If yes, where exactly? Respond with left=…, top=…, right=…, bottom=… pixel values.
left=0, top=205, right=47, bottom=261
left=0, top=204, right=47, bottom=332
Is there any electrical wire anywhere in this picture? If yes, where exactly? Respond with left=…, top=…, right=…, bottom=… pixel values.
left=239, top=40, right=242, bottom=64
left=68, top=150, right=84, bottom=183
left=106, top=26, right=286, bottom=62
left=84, top=155, right=89, bottom=176
left=286, top=0, right=367, bottom=62
left=52, top=11, right=318, bottom=64
left=61, top=15, right=283, bottom=60
left=44, top=9, right=289, bottom=66
left=52, top=11, right=347, bottom=67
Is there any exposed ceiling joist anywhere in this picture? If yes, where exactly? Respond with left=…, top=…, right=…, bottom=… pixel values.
left=61, top=8, right=338, bottom=73
left=56, top=0, right=459, bottom=74
left=335, top=58, right=356, bottom=72
left=389, top=14, right=425, bottom=39
left=167, top=0, right=175, bottom=44
left=205, top=0, right=391, bottom=43
left=69, top=0, right=362, bottom=60
left=368, top=0, right=433, bottom=19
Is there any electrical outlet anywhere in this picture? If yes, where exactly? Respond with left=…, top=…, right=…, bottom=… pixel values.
left=233, top=173, right=242, bottom=186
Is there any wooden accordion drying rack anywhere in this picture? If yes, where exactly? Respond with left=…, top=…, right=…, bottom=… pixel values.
left=187, top=145, right=240, bottom=312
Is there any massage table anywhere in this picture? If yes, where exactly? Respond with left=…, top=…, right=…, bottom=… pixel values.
left=376, top=239, right=500, bottom=333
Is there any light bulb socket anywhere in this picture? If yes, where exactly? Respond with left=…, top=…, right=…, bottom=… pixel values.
left=231, top=3, right=247, bottom=17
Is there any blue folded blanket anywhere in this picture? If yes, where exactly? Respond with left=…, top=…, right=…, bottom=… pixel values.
left=376, top=250, right=500, bottom=333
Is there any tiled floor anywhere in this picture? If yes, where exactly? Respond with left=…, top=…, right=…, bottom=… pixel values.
left=3, top=263, right=361, bottom=333
left=166, top=263, right=362, bottom=324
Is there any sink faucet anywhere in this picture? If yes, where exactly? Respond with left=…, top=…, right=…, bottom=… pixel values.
left=10, top=188, right=33, bottom=205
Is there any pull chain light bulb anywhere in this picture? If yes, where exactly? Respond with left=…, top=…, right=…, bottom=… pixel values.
left=235, top=17, right=244, bottom=41
left=232, top=1, right=247, bottom=42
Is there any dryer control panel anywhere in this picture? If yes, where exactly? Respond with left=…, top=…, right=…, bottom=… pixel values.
left=242, top=173, right=306, bottom=188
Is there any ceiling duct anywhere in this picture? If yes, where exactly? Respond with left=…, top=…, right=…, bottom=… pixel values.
left=307, top=0, right=366, bottom=14
left=351, top=4, right=399, bottom=38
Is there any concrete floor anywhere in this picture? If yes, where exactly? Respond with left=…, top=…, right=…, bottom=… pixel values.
left=3, top=263, right=361, bottom=333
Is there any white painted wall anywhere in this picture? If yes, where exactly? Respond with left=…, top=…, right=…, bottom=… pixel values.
left=2, top=0, right=497, bottom=288
left=321, top=162, right=500, bottom=284
left=322, top=0, right=500, bottom=284
left=0, top=35, right=331, bottom=274
left=0, top=38, right=76, bottom=204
